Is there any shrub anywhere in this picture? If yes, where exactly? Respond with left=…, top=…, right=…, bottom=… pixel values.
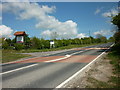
left=14, top=43, right=25, bottom=50
left=2, top=41, right=9, bottom=49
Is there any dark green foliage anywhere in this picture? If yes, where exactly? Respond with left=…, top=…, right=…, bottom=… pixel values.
left=44, top=40, right=50, bottom=49
left=111, top=13, right=120, bottom=44
left=5, top=38, right=12, bottom=45
left=112, top=13, right=120, bottom=30
left=31, top=37, right=42, bottom=49
left=11, top=38, right=16, bottom=43
left=2, top=41, right=9, bottom=49
left=55, top=40, right=63, bottom=48
left=2, top=35, right=108, bottom=50
left=108, top=37, right=115, bottom=42
left=114, top=31, right=120, bottom=43
left=14, top=43, right=25, bottom=50
left=24, top=35, right=31, bottom=49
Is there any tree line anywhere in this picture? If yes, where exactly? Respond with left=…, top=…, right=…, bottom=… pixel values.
left=2, top=35, right=114, bottom=50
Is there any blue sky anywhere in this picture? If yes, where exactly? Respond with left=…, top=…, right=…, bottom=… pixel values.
left=1, top=2, right=119, bottom=39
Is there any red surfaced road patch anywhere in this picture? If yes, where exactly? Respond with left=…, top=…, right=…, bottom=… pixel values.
left=54, top=55, right=97, bottom=63
left=10, top=56, right=64, bottom=63
left=9, top=55, right=97, bottom=63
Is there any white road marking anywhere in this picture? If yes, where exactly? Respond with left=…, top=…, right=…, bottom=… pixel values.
left=0, top=64, right=38, bottom=75
left=70, top=50, right=84, bottom=56
left=1, top=50, right=86, bottom=75
left=1, top=43, right=114, bottom=75
left=55, top=43, right=114, bottom=88
left=44, top=55, right=71, bottom=63
left=44, top=50, right=85, bottom=62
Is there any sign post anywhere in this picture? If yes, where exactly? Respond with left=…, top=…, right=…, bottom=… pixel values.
left=50, top=40, right=55, bottom=48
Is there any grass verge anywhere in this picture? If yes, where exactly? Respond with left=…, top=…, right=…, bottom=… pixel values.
left=86, top=77, right=114, bottom=88
left=2, top=50, right=31, bottom=63
left=86, top=43, right=120, bottom=88
left=107, top=43, right=120, bottom=88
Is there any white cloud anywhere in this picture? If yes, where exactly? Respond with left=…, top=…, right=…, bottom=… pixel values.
left=0, top=25, right=14, bottom=38
left=41, top=20, right=78, bottom=39
left=93, top=30, right=112, bottom=36
left=77, top=33, right=88, bottom=39
left=94, top=8, right=101, bottom=15
left=102, top=9, right=118, bottom=17
left=41, top=30, right=51, bottom=38
left=3, top=2, right=78, bottom=39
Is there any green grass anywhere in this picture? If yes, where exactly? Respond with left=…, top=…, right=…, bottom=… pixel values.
left=2, top=50, right=31, bottom=63
left=86, top=77, right=114, bottom=88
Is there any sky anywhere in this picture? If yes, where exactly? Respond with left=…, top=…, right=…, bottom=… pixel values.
left=0, top=1, right=119, bottom=39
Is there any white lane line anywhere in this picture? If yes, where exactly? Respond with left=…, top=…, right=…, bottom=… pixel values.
left=70, top=50, right=84, bottom=56
left=44, top=50, right=85, bottom=63
left=1, top=43, right=114, bottom=75
left=44, top=55, right=71, bottom=63
left=55, top=44, right=114, bottom=88
left=0, top=64, right=38, bottom=75
left=0, top=50, right=86, bottom=75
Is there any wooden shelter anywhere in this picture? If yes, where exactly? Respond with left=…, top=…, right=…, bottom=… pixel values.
left=14, top=31, right=27, bottom=43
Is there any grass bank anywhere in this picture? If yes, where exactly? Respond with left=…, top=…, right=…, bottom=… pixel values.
left=2, top=50, right=31, bottom=63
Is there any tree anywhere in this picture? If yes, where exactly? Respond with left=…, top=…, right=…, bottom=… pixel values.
left=5, top=38, right=12, bottom=45
left=108, top=37, right=114, bottom=42
left=112, top=13, right=120, bottom=30
left=31, top=37, right=42, bottom=49
left=114, top=31, right=120, bottom=43
left=2, top=40, right=9, bottom=49
left=111, top=13, right=120, bottom=43
left=100, top=36, right=107, bottom=43
left=24, top=35, right=31, bottom=49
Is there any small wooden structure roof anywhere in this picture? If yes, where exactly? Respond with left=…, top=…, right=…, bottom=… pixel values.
left=14, top=31, right=26, bottom=36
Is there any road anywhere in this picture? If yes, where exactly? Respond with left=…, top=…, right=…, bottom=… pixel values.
left=1, top=43, right=113, bottom=88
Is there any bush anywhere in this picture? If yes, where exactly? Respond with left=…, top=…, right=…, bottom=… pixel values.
left=14, top=43, right=25, bottom=50
left=2, top=41, right=9, bottom=49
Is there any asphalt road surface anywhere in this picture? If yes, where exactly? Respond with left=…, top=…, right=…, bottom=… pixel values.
left=1, top=43, right=113, bottom=88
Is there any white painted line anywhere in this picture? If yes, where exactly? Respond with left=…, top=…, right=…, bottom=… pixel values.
left=70, top=50, right=84, bottom=56
left=44, top=50, right=85, bottom=63
left=0, top=50, right=87, bottom=74
left=0, top=63, right=38, bottom=75
left=55, top=44, right=114, bottom=88
left=1, top=43, right=114, bottom=75
left=65, top=54, right=71, bottom=57
left=44, top=55, right=71, bottom=63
